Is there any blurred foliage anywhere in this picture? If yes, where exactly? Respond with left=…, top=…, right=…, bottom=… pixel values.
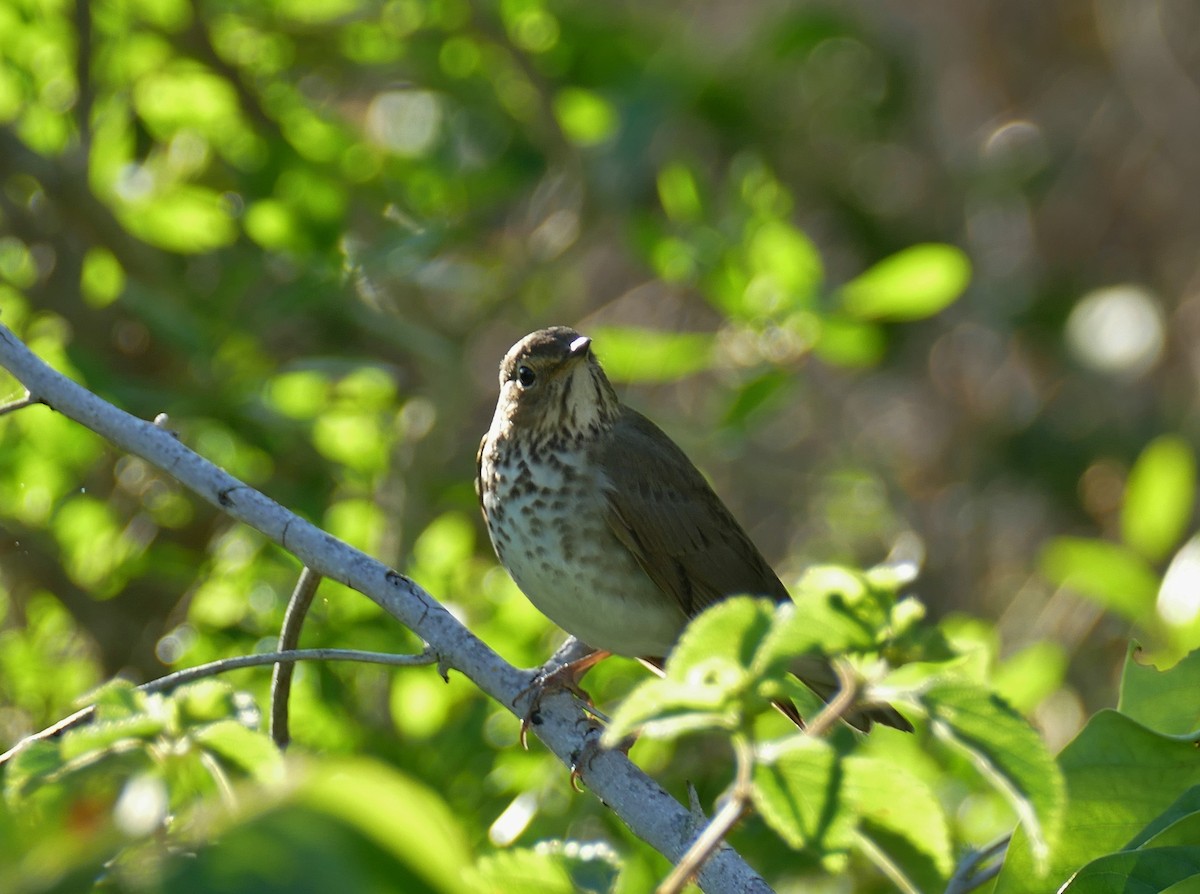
left=1, top=0, right=1199, bottom=890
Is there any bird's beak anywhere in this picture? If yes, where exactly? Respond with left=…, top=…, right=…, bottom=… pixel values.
left=568, top=335, right=591, bottom=358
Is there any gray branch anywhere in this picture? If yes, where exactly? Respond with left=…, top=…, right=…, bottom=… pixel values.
left=0, top=320, right=771, bottom=894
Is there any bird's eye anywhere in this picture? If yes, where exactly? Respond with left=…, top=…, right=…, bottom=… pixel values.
left=516, top=365, right=536, bottom=387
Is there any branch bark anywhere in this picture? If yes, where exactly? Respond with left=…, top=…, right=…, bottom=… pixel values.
left=0, top=320, right=772, bottom=894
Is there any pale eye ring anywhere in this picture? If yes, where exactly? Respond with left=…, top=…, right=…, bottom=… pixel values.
left=516, top=365, right=536, bottom=387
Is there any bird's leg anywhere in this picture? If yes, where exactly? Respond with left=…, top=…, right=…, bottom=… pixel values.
left=515, top=639, right=610, bottom=749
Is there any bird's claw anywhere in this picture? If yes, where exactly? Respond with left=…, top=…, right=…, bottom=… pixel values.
left=513, top=663, right=595, bottom=750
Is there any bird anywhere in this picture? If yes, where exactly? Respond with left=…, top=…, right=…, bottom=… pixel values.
left=476, top=326, right=910, bottom=733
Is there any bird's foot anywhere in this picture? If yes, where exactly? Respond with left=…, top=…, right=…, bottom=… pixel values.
left=514, top=649, right=610, bottom=749
left=567, top=727, right=635, bottom=791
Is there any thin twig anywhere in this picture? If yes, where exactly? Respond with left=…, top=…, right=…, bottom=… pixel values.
left=803, top=659, right=859, bottom=739
left=270, top=567, right=323, bottom=749
left=944, top=835, right=1011, bottom=894
left=0, top=392, right=39, bottom=417
left=0, top=647, right=435, bottom=766
left=658, top=735, right=756, bottom=894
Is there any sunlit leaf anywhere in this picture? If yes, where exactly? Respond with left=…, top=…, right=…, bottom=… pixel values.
left=1040, top=536, right=1159, bottom=623
left=1058, top=847, right=1200, bottom=893
left=813, top=316, right=886, bottom=367
left=997, top=711, right=1200, bottom=894
left=118, top=185, right=238, bottom=253
left=553, top=87, right=616, bottom=146
left=657, top=162, right=703, bottom=223
left=992, top=641, right=1068, bottom=714
left=921, top=681, right=1063, bottom=872
left=464, top=841, right=620, bottom=894
left=299, top=758, right=472, bottom=893
left=1124, top=788, right=1200, bottom=850
left=845, top=754, right=954, bottom=889
left=1118, top=643, right=1200, bottom=736
left=744, top=219, right=823, bottom=313
left=1122, top=435, right=1196, bottom=562
left=192, top=720, right=283, bottom=783
left=839, top=244, right=971, bottom=321
left=753, top=736, right=852, bottom=851
left=589, top=327, right=713, bottom=383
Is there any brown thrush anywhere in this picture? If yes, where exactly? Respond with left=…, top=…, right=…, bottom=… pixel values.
left=477, top=326, right=910, bottom=732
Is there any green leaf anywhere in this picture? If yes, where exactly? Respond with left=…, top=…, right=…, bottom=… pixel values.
left=813, top=316, right=886, bottom=367
left=752, top=736, right=852, bottom=851
left=3, top=740, right=64, bottom=801
left=174, top=679, right=238, bottom=724
left=992, top=641, right=1068, bottom=714
left=1123, top=435, right=1196, bottom=562
left=588, top=327, right=714, bottom=383
left=604, top=597, right=772, bottom=742
left=603, top=676, right=738, bottom=744
left=922, top=681, right=1064, bottom=871
left=1124, top=788, right=1200, bottom=850
left=59, top=702, right=172, bottom=760
left=742, top=219, right=824, bottom=315
left=997, top=711, right=1200, bottom=894
left=1162, top=874, right=1200, bottom=894
left=839, top=243, right=971, bottom=321
left=755, top=591, right=879, bottom=673
left=118, top=184, right=238, bottom=253
left=192, top=720, right=283, bottom=783
left=463, top=842, right=621, bottom=894
left=657, top=162, right=703, bottom=223
left=1040, top=537, right=1160, bottom=622
left=845, top=755, right=954, bottom=890
left=665, top=596, right=776, bottom=679
left=299, top=758, right=472, bottom=894
left=553, top=87, right=617, bottom=146
left=1058, top=847, right=1200, bottom=893
left=1118, top=644, right=1200, bottom=736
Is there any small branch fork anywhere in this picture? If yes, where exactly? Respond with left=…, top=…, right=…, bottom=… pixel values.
left=0, top=321, right=772, bottom=894
left=0, top=390, right=41, bottom=417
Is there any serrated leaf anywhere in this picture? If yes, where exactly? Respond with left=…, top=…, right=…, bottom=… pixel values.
left=192, top=720, right=283, bottom=783
left=665, top=596, right=775, bottom=680
left=997, top=711, right=1200, bottom=894
left=922, top=681, right=1063, bottom=872
left=3, top=740, right=64, bottom=801
left=174, top=679, right=238, bottom=725
left=1118, top=644, right=1200, bottom=735
left=761, top=598, right=880, bottom=670
left=752, top=736, right=852, bottom=852
left=58, top=707, right=171, bottom=761
left=464, top=842, right=620, bottom=894
left=1058, top=847, right=1200, bottom=893
left=1122, top=435, right=1196, bottom=562
left=839, top=243, right=970, bottom=322
left=79, top=678, right=141, bottom=715
left=1040, top=536, right=1159, bottom=622
left=603, top=677, right=738, bottom=744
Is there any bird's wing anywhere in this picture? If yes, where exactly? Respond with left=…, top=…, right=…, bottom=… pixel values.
left=595, top=408, right=790, bottom=619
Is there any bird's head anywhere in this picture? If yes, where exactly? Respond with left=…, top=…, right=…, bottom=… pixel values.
left=492, top=326, right=620, bottom=443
